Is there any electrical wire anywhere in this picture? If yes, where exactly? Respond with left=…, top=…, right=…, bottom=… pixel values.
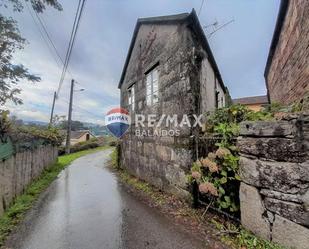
left=27, top=3, right=74, bottom=79
left=24, top=1, right=63, bottom=70
left=58, top=97, right=104, bottom=119
left=56, top=0, right=86, bottom=97
left=198, top=0, right=205, bottom=16
left=74, top=82, right=119, bottom=106
left=25, top=0, right=96, bottom=124
left=33, top=12, right=65, bottom=66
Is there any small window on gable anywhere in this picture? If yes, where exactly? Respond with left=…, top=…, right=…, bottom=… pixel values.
left=146, top=67, right=159, bottom=106
left=128, top=84, right=135, bottom=111
left=215, top=91, right=219, bottom=109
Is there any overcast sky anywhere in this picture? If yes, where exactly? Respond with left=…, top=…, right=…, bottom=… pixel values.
left=2, top=0, right=280, bottom=124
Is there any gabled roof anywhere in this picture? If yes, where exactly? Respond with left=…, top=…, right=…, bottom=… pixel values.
left=71, top=130, right=95, bottom=139
left=233, top=95, right=269, bottom=105
left=60, top=130, right=95, bottom=139
left=118, top=9, right=226, bottom=93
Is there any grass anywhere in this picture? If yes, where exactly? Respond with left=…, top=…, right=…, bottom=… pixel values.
left=210, top=218, right=285, bottom=249
left=110, top=148, right=285, bottom=249
left=0, top=146, right=110, bottom=246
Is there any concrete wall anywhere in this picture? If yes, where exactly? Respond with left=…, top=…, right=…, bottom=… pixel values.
left=0, top=145, right=58, bottom=216
left=237, top=114, right=309, bottom=249
left=266, top=0, right=309, bottom=105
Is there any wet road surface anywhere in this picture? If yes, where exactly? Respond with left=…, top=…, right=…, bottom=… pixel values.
left=5, top=150, right=208, bottom=249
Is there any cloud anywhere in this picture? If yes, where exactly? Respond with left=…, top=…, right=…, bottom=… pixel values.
left=10, top=107, right=49, bottom=122
left=4, top=0, right=280, bottom=123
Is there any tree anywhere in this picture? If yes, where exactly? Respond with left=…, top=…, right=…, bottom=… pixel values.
left=0, top=16, right=40, bottom=106
left=0, top=0, right=62, bottom=13
left=0, top=0, right=62, bottom=107
left=51, top=114, right=66, bottom=126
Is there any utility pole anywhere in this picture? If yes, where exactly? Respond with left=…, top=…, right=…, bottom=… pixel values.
left=49, top=91, right=57, bottom=125
left=65, top=79, right=74, bottom=154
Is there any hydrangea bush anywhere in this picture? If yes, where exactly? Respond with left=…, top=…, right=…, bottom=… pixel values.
left=188, top=104, right=273, bottom=214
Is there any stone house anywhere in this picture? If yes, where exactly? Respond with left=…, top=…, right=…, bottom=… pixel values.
left=61, top=130, right=95, bottom=145
left=233, top=95, right=269, bottom=112
left=70, top=130, right=96, bottom=145
left=119, top=10, right=227, bottom=196
left=265, top=0, right=309, bottom=105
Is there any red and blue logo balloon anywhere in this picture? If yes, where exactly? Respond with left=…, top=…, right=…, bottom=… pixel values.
left=105, top=108, right=131, bottom=138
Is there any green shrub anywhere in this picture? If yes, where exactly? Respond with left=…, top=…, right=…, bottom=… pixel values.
left=108, top=140, right=117, bottom=147
left=58, top=139, right=100, bottom=155
left=12, top=126, right=64, bottom=146
left=189, top=104, right=273, bottom=214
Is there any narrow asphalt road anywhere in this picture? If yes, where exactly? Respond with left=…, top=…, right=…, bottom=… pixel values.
left=5, top=149, right=208, bottom=249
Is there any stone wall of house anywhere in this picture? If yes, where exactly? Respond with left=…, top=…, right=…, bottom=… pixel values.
left=0, top=145, right=58, bottom=216
left=199, top=58, right=225, bottom=112
left=237, top=113, right=309, bottom=249
left=120, top=23, right=197, bottom=198
left=120, top=18, right=226, bottom=197
left=266, top=0, right=309, bottom=105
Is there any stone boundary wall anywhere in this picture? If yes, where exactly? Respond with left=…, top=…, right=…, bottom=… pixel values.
left=237, top=114, right=309, bottom=249
left=120, top=134, right=193, bottom=198
left=0, top=145, right=58, bottom=216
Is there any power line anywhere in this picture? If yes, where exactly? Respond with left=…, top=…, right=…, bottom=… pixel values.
left=24, top=1, right=63, bottom=69
left=33, top=12, right=65, bottom=65
left=56, top=0, right=82, bottom=96
left=74, top=82, right=119, bottom=106
left=25, top=0, right=75, bottom=80
left=58, top=97, right=104, bottom=119
left=25, top=0, right=90, bottom=124
left=57, top=0, right=86, bottom=97
left=198, top=0, right=205, bottom=16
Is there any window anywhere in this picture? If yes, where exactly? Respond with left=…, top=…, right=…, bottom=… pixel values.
left=146, top=68, right=158, bottom=106
left=128, top=84, right=135, bottom=111
left=215, top=91, right=219, bottom=108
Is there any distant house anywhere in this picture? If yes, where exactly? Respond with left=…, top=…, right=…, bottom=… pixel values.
left=61, top=130, right=96, bottom=145
left=264, top=0, right=309, bottom=105
left=119, top=10, right=227, bottom=196
left=233, top=95, right=269, bottom=112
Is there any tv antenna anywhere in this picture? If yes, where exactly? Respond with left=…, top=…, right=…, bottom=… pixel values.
left=203, top=19, right=235, bottom=38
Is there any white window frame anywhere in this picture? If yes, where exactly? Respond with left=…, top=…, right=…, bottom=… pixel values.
left=146, top=68, right=159, bottom=106
left=128, top=84, right=135, bottom=111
